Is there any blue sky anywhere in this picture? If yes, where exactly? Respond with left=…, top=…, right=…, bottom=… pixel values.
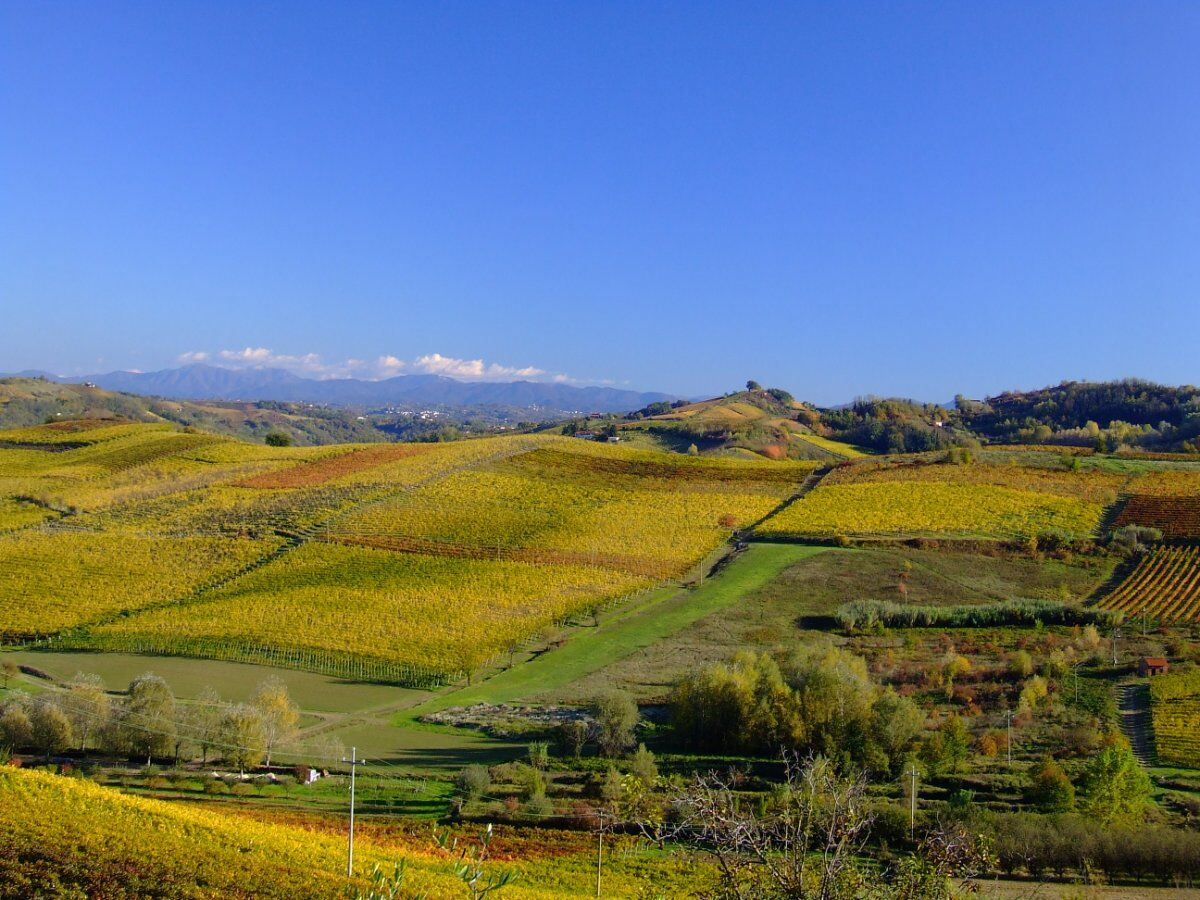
left=2, top=2, right=1197, bottom=404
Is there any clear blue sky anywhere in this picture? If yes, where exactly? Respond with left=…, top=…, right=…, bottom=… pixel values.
left=2, top=2, right=1197, bottom=404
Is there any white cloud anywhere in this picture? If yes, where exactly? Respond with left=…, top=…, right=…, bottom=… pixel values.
left=219, top=347, right=317, bottom=367
left=184, top=347, right=604, bottom=384
left=376, top=355, right=407, bottom=377
left=213, top=347, right=356, bottom=379
left=412, top=353, right=545, bottom=380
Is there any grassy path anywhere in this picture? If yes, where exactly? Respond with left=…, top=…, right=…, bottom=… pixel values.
left=397, top=542, right=827, bottom=724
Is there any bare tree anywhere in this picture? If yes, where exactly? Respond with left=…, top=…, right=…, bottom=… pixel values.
left=640, top=753, right=872, bottom=900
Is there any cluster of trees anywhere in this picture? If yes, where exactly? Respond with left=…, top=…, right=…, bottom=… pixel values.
left=1022, top=743, right=1151, bottom=822
left=454, top=693, right=656, bottom=822
left=835, top=598, right=1120, bottom=631
left=670, top=646, right=925, bottom=774
left=820, top=397, right=967, bottom=455
left=641, top=753, right=988, bottom=900
left=626, top=399, right=691, bottom=419
left=985, top=810, right=1200, bottom=885
left=0, top=673, right=299, bottom=770
left=963, top=379, right=1200, bottom=431
left=809, top=381, right=1200, bottom=454
left=560, top=419, right=619, bottom=439
left=958, top=380, right=1200, bottom=452
left=562, top=692, right=639, bottom=758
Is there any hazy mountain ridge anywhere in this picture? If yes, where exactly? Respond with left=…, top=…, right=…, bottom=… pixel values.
left=23, top=364, right=674, bottom=413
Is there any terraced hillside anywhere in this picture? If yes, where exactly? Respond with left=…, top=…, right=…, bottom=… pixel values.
left=1099, top=545, right=1200, bottom=622
left=0, top=421, right=812, bottom=685
left=1150, top=671, right=1200, bottom=768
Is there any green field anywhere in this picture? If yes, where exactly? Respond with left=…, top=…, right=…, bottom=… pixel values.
left=4, top=649, right=418, bottom=712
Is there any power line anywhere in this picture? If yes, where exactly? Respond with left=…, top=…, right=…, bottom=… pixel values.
left=2, top=682, right=348, bottom=765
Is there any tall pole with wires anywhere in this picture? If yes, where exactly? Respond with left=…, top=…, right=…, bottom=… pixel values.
left=907, top=765, right=918, bottom=840
left=1005, top=709, right=1013, bottom=765
left=342, top=747, right=364, bottom=879
left=595, top=810, right=604, bottom=898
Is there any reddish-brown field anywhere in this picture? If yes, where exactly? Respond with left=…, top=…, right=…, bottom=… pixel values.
left=236, top=444, right=432, bottom=489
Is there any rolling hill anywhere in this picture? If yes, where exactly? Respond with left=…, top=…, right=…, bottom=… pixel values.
left=617, top=388, right=868, bottom=460
left=0, top=377, right=393, bottom=446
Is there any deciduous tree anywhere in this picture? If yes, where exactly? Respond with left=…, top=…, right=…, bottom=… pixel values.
left=593, top=691, right=638, bottom=758
left=219, top=705, right=266, bottom=773
left=62, top=673, right=110, bottom=752
left=250, top=677, right=299, bottom=767
left=1081, top=745, right=1151, bottom=824
left=121, top=674, right=177, bottom=765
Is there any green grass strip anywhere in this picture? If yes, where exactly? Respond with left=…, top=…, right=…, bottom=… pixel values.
left=398, top=542, right=828, bottom=722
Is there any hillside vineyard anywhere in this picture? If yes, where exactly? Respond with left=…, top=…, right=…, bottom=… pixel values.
left=0, top=423, right=813, bottom=684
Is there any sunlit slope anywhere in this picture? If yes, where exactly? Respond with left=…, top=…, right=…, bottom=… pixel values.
left=0, top=423, right=812, bottom=684
left=621, top=389, right=865, bottom=459
left=0, top=767, right=704, bottom=899
left=756, top=456, right=1122, bottom=540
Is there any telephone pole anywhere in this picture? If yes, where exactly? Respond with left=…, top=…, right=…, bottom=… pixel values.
left=342, top=747, right=365, bottom=878
left=1111, top=627, right=1121, bottom=667
left=1005, top=709, right=1014, bottom=765
left=595, top=810, right=605, bottom=897
left=907, top=765, right=919, bottom=840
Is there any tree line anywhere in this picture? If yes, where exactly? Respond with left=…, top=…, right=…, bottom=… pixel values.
left=0, top=671, right=300, bottom=770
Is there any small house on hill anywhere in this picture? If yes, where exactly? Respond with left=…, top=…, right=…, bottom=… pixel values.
left=1139, top=656, right=1170, bottom=677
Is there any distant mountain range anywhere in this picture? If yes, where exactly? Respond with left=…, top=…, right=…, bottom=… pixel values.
left=6, top=364, right=674, bottom=414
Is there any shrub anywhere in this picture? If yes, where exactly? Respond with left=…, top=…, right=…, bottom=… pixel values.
left=525, top=792, right=554, bottom=818
left=1028, top=757, right=1075, bottom=812
left=455, top=765, right=491, bottom=801
left=627, top=743, right=657, bottom=786
left=527, top=742, right=550, bottom=770
left=557, top=720, right=590, bottom=759
left=599, top=766, right=624, bottom=804
left=592, top=692, right=638, bottom=758
left=1108, top=524, right=1163, bottom=553
left=515, top=764, right=546, bottom=800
